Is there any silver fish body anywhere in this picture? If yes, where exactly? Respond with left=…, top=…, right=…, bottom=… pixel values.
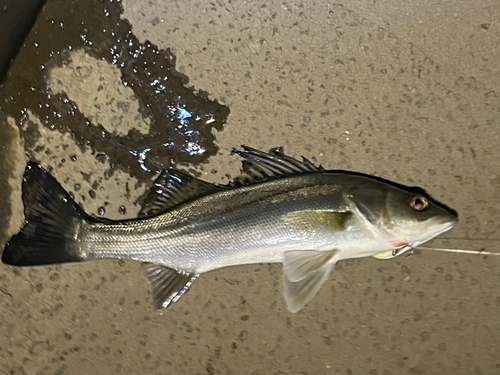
left=81, top=173, right=394, bottom=272
left=2, top=146, right=458, bottom=312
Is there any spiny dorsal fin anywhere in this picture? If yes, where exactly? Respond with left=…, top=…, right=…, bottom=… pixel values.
left=232, top=145, right=324, bottom=185
left=139, top=169, right=222, bottom=217
left=143, top=263, right=199, bottom=309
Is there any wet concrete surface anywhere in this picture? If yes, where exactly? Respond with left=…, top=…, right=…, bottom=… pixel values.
left=1, top=0, right=499, bottom=374
left=0, top=0, right=229, bottom=179
left=0, top=0, right=47, bottom=81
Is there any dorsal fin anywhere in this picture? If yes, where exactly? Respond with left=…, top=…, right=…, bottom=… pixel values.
left=139, top=169, right=222, bottom=217
left=232, top=145, right=324, bottom=185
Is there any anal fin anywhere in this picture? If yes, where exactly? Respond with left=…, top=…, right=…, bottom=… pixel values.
left=143, top=263, right=199, bottom=309
left=283, top=249, right=338, bottom=313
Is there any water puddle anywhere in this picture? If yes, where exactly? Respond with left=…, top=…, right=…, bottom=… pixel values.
left=0, top=0, right=230, bottom=178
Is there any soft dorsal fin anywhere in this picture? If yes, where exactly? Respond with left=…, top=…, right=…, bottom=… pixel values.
left=232, top=146, right=324, bottom=185
left=143, top=263, right=199, bottom=309
left=139, top=169, right=222, bottom=217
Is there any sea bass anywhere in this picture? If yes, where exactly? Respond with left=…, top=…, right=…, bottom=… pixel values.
left=2, top=146, right=458, bottom=312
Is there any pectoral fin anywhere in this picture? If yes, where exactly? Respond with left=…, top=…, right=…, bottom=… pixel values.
left=285, top=210, right=352, bottom=233
left=282, top=250, right=338, bottom=313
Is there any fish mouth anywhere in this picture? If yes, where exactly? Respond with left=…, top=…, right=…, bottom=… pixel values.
left=431, top=218, right=457, bottom=238
left=392, top=219, right=457, bottom=258
left=409, top=219, right=457, bottom=250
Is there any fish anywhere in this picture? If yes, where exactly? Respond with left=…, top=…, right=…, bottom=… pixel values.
left=2, top=146, right=458, bottom=312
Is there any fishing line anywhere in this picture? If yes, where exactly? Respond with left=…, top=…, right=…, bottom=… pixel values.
left=413, top=246, right=500, bottom=256
left=439, top=237, right=500, bottom=242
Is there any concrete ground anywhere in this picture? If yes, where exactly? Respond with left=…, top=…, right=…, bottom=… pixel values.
left=1, top=0, right=499, bottom=374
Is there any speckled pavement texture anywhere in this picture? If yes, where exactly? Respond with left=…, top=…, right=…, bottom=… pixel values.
left=0, top=1, right=499, bottom=374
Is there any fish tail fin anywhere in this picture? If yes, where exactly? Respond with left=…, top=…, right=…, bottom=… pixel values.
left=2, top=162, right=90, bottom=266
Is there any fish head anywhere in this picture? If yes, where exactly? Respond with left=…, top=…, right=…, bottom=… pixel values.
left=349, top=181, right=458, bottom=248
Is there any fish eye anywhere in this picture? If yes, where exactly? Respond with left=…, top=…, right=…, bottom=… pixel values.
left=410, top=196, right=429, bottom=211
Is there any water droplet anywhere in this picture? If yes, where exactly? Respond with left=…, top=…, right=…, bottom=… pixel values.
left=95, top=153, right=107, bottom=163
left=98, top=207, right=105, bottom=216
left=74, top=183, right=81, bottom=191
left=89, top=190, right=96, bottom=199
left=118, top=205, right=127, bottom=215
